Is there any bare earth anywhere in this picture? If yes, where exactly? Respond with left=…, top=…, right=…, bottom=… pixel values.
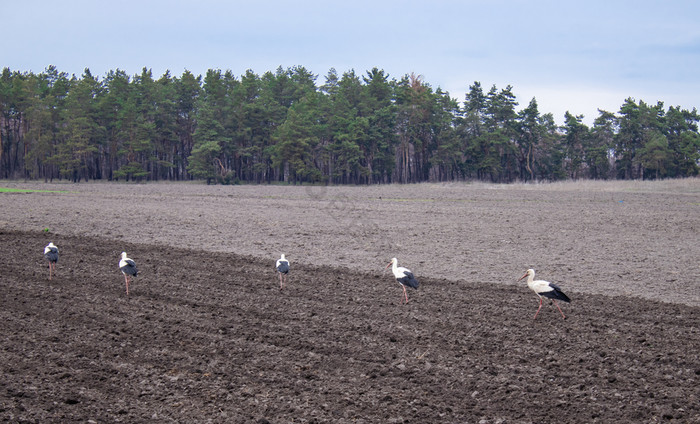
left=1, top=180, right=699, bottom=422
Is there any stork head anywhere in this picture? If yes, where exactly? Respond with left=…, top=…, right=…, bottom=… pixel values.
left=384, top=258, right=398, bottom=271
left=121, top=251, right=128, bottom=259
left=280, top=253, right=286, bottom=260
left=47, top=242, right=56, bottom=248
left=518, top=268, right=535, bottom=281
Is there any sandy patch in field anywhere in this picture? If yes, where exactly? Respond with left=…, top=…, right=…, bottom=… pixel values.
left=1, top=179, right=699, bottom=306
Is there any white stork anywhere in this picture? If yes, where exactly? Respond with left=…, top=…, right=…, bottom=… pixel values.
left=518, top=268, right=570, bottom=320
left=43, top=242, right=59, bottom=280
left=276, top=254, right=290, bottom=289
left=385, top=258, right=419, bottom=304
left=119, top=251, right=138, bottom=295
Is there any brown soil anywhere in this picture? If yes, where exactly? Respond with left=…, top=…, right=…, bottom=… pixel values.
left=1, top=181, right=699, bottom=422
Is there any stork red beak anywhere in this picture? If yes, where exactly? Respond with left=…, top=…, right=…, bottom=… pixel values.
left=518, top=272, right=528, bottom=281
left=384, top=262, right=392, bottom=271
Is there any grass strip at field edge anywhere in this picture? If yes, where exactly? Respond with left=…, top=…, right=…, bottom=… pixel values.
left=0, top=187, right=70, bottom=193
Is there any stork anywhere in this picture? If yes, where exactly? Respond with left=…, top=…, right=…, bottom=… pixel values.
left=119, top=251, right=138, bottom=295
left=518, top=268, right=570, bottom=320
left=43, top=242, right=59, bottom=280
left=276, top=254, right=290, bottom=289
left=385, top=258, right=419, bottom=304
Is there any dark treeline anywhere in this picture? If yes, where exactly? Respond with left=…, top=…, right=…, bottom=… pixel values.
left=1, top=65, right=699, bottom=184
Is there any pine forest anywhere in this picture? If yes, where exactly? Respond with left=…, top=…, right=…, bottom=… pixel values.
left=1, top=65, right=699, bottom=184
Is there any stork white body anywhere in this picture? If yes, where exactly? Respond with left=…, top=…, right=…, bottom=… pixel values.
left=43, top=242, right=59, bottom=280
left=519, top=268, right=570, bottom=320
left=276, top=254, right=290, bottom=289
left=385, top=258, right=419, bottom=304
left=119, top=251, right=138, bottom=295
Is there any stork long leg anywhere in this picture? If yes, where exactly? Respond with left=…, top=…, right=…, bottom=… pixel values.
left=533, top=298, right=543, bottom=320
left=403, top=285, right=409, bottom=304
left=124, top=275, right=130, bottom=295
left=552, top=300, right=567, bottom=319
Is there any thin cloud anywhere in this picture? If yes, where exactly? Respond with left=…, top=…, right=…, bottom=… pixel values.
left=4, top=0, right=699, bottom=125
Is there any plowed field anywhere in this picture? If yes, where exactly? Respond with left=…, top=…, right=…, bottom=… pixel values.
left=1, top=181, right=699, bottom=422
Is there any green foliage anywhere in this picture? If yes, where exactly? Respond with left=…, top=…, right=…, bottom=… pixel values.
left=637, top=132, right=671, bottom=179
left=1, top=66, right=699, bottom=183
left=271, top=94, right=323, bottom=183
left=113, top=161, right=147, bottom=180
left=563, top=112, right=589, bottom=179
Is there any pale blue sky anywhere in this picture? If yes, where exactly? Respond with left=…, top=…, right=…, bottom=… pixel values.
left=4, top=0, right=699, bottom=124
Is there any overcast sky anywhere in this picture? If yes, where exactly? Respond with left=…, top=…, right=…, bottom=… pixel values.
left=4, top=0, right=699, bottom=124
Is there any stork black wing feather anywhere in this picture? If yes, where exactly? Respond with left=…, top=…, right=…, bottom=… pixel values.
left=398, top=271, right=419, bottom=290
left=541, top=284, right=570, bottom=302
